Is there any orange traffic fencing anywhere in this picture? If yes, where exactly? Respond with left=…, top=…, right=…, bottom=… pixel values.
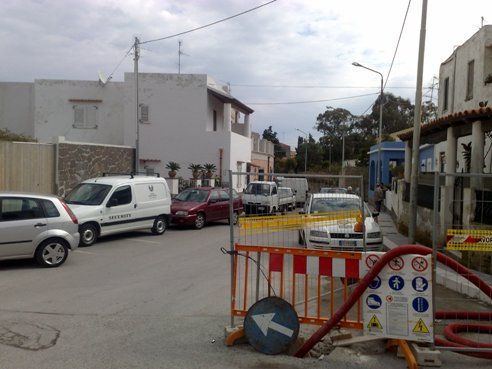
left=232, top=243, right=364, bottom=329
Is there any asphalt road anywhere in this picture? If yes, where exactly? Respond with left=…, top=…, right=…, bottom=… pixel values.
left=0, top=221, right=489, bottom=369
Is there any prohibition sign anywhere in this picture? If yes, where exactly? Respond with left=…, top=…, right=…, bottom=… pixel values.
left=366, top=254, right=380, bottom=269
left=389, top=256, right=404, bottom=271
left=412, top=256, right=428, bottom=272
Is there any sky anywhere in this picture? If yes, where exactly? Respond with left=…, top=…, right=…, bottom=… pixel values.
left=1, top=0, right=489, bottom=148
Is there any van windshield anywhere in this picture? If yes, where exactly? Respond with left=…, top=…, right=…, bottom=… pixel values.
left=244, top=183, right=270, bottom=195
left=65, top=184, right=112, bottom=206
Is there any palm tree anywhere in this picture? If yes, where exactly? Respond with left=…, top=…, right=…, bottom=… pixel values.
left=188, top=163, right=203, bottom=179
left=203, top=163, right=217, bottom=178
left=165, top=161, right=180, bottom=178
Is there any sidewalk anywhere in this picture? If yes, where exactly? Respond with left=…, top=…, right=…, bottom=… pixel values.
left=377, top=209, right=492, bottom=304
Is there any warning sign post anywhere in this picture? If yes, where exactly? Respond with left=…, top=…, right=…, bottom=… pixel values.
left=361, top=252, right=433, bottom=343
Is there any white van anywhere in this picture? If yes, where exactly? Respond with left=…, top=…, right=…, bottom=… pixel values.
left=65, top=174, right=171, bottom=246
left=242, top=181, right=279, bottom=215
left=276, top=177, right=309, bottom=207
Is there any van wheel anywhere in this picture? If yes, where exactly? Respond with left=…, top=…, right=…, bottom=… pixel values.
left=194, top=213, right=206, bottom=229
left=151, top=216, right=167, bottom=235
left=80, top=223, right=98, bottom=247
left=35, top=239, right=69, bottom=267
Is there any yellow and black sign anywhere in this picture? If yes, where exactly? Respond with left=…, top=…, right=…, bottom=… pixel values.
left=412, top=318, right=430, bottom=333
left=367, top=315, right=383, bottom=329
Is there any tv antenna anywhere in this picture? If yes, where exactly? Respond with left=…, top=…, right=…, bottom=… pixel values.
left=178, top=40, right=190, bottom=74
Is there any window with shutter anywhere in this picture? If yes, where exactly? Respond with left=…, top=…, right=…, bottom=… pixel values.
left=140, top=104, right=149, bottom=123
left=73, top=104, right=98, bottom=129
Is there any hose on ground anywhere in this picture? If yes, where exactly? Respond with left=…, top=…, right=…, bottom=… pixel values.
left=294, top=244, right=492, bottom=359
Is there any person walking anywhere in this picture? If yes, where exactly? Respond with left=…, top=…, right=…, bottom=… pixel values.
left=374, top=183, right=385, bottom=213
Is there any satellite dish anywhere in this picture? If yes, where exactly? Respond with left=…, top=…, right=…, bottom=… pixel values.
left=98, top=70, right=111, bottom=86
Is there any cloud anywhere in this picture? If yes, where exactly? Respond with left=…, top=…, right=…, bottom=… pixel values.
left=0, top=0, right=489, bottom=147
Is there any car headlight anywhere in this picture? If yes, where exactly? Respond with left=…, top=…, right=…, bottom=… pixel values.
left=310, top=230, right=328, bottom=238
left=175, top=210, right=188, bottom=216
left=367, top=232, right=381, bottom=239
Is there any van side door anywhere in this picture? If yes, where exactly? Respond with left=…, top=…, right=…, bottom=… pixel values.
left=100, top=185, right=136, bottom=235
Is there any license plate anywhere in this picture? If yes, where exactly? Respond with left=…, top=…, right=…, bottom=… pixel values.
left=339, top=240, right=357, bottom=247
left=257, top=206, right=265, bottom=211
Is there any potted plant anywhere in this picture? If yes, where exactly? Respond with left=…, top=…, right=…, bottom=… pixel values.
left=188, top=163, right=203, bottom=179
left=203, top=163, right=217, bottom=179
left=166, top=161, right=180, bottom=178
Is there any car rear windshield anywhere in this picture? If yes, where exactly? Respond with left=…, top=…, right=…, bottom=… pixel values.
left=65, top=183, right=112, bottom=206
left=175, top=189, right=209, bottom=202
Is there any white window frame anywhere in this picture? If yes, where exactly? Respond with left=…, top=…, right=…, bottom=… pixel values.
left=73, top=104, right=98, bottom=129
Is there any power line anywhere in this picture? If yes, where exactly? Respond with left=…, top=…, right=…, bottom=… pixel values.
left=104, top=1, right=277, bottom=82
left=231, top=84, right=416, bottom=89
left=245, top=92, right=379, bottom=105
left=384, top=0, right=412, bottom=89
left=107, top=45, right=134, bottom=81
left=139, top=0, right=277, bottom=45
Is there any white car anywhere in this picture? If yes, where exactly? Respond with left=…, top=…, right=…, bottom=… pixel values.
left=298, top=193, right=382, bottom=251
left=0, top=192, right=80, bottom=267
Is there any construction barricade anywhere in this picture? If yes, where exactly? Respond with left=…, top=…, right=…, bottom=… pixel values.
left=231, top=244, right=364, bottom=329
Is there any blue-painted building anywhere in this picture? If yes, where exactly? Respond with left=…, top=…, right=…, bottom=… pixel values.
left=368, top=141, right=405, bottom=192
left=368, top=141, right=436, bottom=199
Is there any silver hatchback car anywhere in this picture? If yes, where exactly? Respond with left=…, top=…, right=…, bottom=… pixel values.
left=0, top=192, right=80, bottom=267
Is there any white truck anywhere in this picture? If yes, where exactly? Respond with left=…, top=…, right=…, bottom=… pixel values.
left=242, top=181, right=279, bottom=215
left=276, top=177, right=309, bottom=207
left=278, top=187, right=296, bottom=212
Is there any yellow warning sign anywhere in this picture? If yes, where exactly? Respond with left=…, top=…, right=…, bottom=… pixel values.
left=413, top=319, right=430, bottom=333
left=367, top=315, right=383, bottom=329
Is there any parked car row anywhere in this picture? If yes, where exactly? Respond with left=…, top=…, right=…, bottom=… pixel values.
left=1, top=176, right=377, bottom=268
left=0, top=175, right=246, bottom=267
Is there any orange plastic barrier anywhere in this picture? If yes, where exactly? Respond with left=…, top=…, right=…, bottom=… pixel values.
left=231, top=244, right=364, bottom=329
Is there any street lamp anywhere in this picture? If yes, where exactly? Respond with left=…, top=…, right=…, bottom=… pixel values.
left=296, top=128, right=308, bottom=173
left=352, top=62, right=383, bottom=185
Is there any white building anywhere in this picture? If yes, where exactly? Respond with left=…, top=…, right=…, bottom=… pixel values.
left=396, top=25, right=492, bottom=241
left=0, top=73, right=254, bottom=191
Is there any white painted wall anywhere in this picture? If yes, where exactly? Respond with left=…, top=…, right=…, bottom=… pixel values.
left=0, top=82, right=34, bottom=137
left=124, top=73, right=251, bottom=182
left=1, top=73, right=253, bottom=186
left=33, top=79, right=126, bottom=144
left=438, top=25, right=492, bottom=116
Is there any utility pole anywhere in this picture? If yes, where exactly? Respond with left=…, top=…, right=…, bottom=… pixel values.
left=134, top=37, right=140, bottom=173
left=409, top=0, right=428, bottom=243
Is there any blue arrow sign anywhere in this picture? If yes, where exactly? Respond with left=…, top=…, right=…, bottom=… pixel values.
left=244, top=296, right=299, bottom=355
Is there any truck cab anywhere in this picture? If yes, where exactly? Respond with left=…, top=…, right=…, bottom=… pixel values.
left=242, top=181, right=279, bottom=215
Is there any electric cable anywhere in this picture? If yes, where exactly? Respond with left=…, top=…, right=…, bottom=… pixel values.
left=139, top=0, right=277, bottom=45
left=221, top=247, right=277, bottom=296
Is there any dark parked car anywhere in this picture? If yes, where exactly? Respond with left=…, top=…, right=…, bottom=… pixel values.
left=171, top=187, right=243, bottom=229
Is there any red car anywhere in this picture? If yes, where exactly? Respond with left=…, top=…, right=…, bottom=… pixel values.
left=171, top=187, right=243, bottom=229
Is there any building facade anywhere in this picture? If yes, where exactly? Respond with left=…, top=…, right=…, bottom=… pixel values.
left=0, top=73, right=257, bottom=192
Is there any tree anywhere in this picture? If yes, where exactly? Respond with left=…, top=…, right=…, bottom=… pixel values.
left=262, top=126, right=279, bottom=144
left=371, top=92, right=414, bottom=133
left=315, top=107, right=356, bottom=165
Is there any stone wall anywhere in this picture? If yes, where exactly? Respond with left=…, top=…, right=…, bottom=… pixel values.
left=57, top=142, right=134, bottom=196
